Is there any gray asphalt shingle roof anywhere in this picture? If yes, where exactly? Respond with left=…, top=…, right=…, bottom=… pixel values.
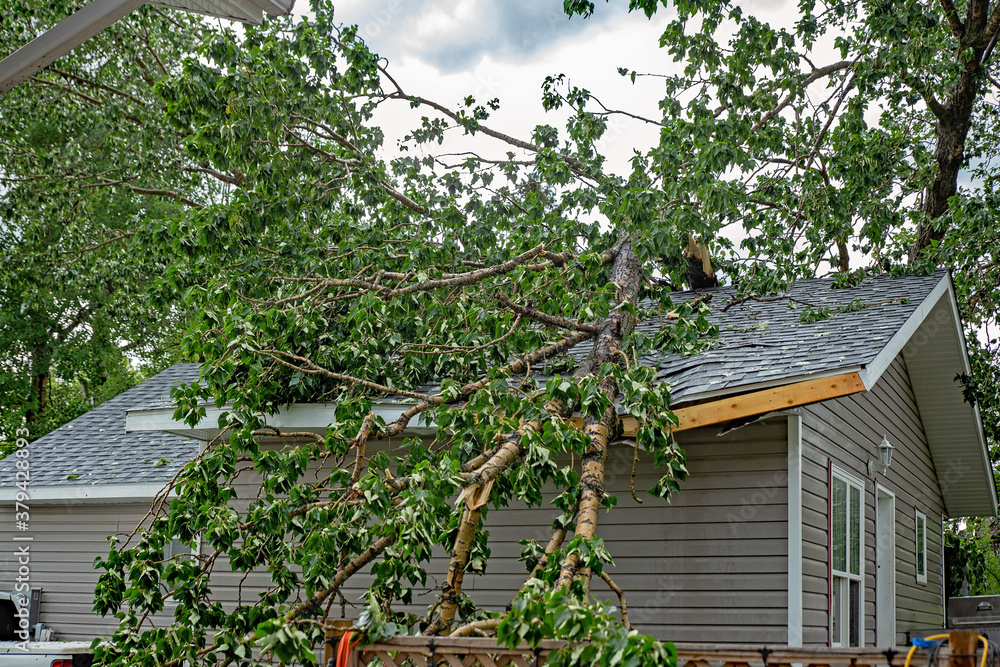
left=626, top=269, right=947, bottom=402
left=7, top=270, right=948, bottom=488
left=400, top=272, right=947, bottom=403
left=0, top=363, right=201, bottom=488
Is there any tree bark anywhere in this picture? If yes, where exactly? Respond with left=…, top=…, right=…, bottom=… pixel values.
left=25, top=340, right=53, bottom=426
left=428, top=505, right=482, bottom=634
left=836, top=238, right=850, bottom=272
left=912, top=0, right=991, bottom=258
left=556, top=240, right=642, bottom=589
left=914, top=73, right=980, bottom=255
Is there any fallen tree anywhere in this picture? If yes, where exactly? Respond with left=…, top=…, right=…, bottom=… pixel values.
left=5, top=0, right=998, bottom=664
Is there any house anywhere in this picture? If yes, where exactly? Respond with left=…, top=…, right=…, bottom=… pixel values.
left=0, top=269, right=994, bottom=649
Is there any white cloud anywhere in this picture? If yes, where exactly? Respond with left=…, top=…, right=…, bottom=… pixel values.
left=324, top=0, right=629, bottom=72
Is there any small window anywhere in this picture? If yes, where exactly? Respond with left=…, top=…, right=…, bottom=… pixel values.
left=831, top=469, right=864, bottom=647
left=162, top=536, right=199, bottom=603
left=915, top=511, right=927, bottom=584
left=164, top=536, right=197, bottom=561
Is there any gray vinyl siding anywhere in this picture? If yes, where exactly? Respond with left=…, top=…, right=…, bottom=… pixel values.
left=0, top=419, right=790, bottom=645
left=585, top=418, right=790, bottom=643
left=0, top=501, right=152, bottom=640
left=340, top=419, right=788, bottom=643
left=800, top=354, right=945, bottom=647
left=209, top=422, right=789, bottom=644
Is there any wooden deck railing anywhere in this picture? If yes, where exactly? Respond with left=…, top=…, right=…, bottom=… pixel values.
left=326, top=630, right=992, bottom=667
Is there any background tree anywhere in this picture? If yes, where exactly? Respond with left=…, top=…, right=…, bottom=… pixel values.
left=4, top=0, right=1000, bottom=664
left=0, top=0, right=233, bottom=446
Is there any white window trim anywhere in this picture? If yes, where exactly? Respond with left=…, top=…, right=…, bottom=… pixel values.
left=831, top=466, right=866, bottom=648
left=915, top=510, right=928, bottom=584
left=787, top=414, right=803, bottom=647
left=875, top=485, right=896, bottom=648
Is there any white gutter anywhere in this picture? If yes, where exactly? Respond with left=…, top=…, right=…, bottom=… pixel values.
left=0, top=0, right=294, bottom=95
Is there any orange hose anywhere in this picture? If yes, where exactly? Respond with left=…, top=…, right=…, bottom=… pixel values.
left=335, top=630, right=361, bottom=667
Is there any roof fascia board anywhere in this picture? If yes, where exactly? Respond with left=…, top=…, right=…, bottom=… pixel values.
left=858, top=274, right=949, bottom=390
left=670, top=366, right=865, bottom=407
left=669, top=371, right=865, bottom=432
left=0, top=0, right=144, bottom=94
left=0, top=482, right=167, bottom=503
left=127, top=402, right=437, bottom=439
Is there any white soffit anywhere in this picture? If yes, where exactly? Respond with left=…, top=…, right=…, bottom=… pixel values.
left=146, top=0, right=296, bottom=24
left=250, top=0, right=296, bottom=16
left=898, top=280, right=997, bottom=517
left=857, top=272, right=995, bottom=517
left=149, top=0, right=260, bottom=23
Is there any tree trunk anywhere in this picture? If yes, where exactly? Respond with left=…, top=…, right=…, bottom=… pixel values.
left=914, top=77, right=979, bottom=256
left=911, top=1, right=989, bottom=259
left=557, top=240, right=642, bottom=589
left=25, top=340, right=53, bottom=426
left=836, top=238, right=850, bottom=272
left=430, top=506, right=482, bottom=633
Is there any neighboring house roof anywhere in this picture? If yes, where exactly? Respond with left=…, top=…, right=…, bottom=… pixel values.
left=12, top=270, right=993, bottom=515
left=0, top=363, right=200, bottom=501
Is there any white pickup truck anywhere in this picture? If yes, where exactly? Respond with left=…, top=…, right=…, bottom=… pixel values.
left=0, top=642, right=93, bottom=666
left=0, top=592, right=92, bottom=666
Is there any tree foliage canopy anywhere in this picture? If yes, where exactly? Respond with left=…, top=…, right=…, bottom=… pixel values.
left=0, top=0, right=199, bottom=446
left=5, top=0, right=1000, bottom=664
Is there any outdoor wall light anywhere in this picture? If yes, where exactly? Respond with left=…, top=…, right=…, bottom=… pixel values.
left=868, top=435, right=895, bottom=476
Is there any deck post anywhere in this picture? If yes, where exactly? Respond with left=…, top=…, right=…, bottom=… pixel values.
left=949, top=630, right=978, bottom=667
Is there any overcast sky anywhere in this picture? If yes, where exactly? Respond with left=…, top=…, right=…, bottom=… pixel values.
left=337, top=0, right=632, bottom=73
left=299, top=1, right=804, bottom=176
left=302, top=1, right=676, bottom=173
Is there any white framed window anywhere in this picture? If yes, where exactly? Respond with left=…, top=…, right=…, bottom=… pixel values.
left=164, top=536, right=199, bottom=561
left=915, top=511, right=927, bottom=584
left=831, top=468, right=865, bottom=647
left=162, top=536, right=200, bottom=603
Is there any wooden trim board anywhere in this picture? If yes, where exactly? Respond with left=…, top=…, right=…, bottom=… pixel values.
left=670, top=371, right=865, bottom=432
left=568, top=371, right=866, bottom=437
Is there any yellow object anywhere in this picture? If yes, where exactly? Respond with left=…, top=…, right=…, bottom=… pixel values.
left=904, top=633, right=988, bottom=667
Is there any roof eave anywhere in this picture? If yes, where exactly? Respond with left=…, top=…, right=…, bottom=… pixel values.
left=855, top=272, right=996, bottom=518
left=0, top=482, right=169, bottom=503
left=898, top=277, right=997, bottom=517
left=125, top=402, right=437, bottom=442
